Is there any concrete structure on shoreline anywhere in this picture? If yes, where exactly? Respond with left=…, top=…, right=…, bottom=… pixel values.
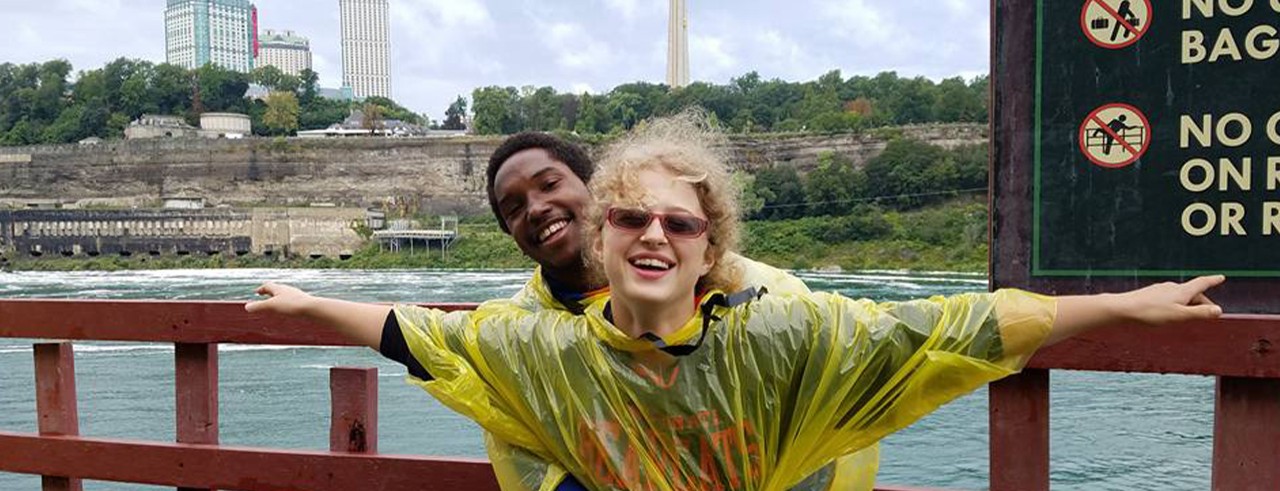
left=0, top=207, right=370, bottom=259
left=124, top=113, right=253, bottom=140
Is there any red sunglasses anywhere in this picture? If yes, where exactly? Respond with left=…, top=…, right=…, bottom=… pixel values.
left=606, top=207, right=709, bottom=238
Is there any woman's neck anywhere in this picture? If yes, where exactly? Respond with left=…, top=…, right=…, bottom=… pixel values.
left=609, top=295, right=698, bottom=339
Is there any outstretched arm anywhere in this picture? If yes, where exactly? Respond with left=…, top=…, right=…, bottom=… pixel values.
left=244, top=282, right=390, bottom=350
left=1045, top=275, right=1224, bottom=347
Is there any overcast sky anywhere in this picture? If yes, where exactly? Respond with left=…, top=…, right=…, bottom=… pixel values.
left=0, top=0, right=989, bottom=120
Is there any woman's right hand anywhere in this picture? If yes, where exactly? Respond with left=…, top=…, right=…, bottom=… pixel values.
left=245, top=282, right=316, bottom=317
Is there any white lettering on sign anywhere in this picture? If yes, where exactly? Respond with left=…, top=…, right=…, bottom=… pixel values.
left=1268, top=111, right=1280, bottom=144
left=1268, top=157, right=1280, bottom=190
left=1181, top=202, right=1249, bottom=236
left=1184, top=0, right=1255, bottom=17
left=1263, top=202, right=1280, bottom=235
left=1183, top=203, right=1216, bottom=235
left=1180, top=157, right=1253, bottom=191
left=1182, top=27, right=1280, bottom=63
left=1180, top=112, right=1254, bottom=147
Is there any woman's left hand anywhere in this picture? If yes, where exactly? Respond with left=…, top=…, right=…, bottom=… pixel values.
left=1115, top=275, right=1225, bottom=325
left=1046, top=275, right=1226, bottom=347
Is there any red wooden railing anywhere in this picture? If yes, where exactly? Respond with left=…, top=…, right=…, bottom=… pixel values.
left=1, top=299, right=1275, bottom=490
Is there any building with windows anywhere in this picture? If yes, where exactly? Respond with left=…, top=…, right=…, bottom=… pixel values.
left=257, top=29, right=311, bottom=77
left=165, top=0, right=259, bottom=72
left=339, top=0, right=391, bottom=99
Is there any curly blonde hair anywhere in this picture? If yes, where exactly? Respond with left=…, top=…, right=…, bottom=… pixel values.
left=584, top=109, right=743, bottom=293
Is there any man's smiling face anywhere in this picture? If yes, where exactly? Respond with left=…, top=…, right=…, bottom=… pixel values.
left=492, top=148, right=593, bottom=277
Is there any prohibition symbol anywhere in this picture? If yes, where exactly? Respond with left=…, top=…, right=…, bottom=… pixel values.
left=1078, top=103, right=1150, bottom=169
left=1080, top=0, right=1152, bottom=49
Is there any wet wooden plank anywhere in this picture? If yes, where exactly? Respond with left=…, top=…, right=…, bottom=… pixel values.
left=989, top=369, right=1049, bottom=491
left=1029, top=316, right=1280, bottom=377
left=35, top=342, right=83, bottom=491
left=176, top=343, right=219, bottom=491
left=1211, top=377, right=1280, bottom=491
left=0, top=432, right=501, bottom=491
left=330, top=367, right=377, bottom=454
left=0, top=299, right=476, bottom=346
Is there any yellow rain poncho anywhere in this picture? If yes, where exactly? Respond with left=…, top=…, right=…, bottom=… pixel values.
left=493, top=254, right=877, bottom=491
left=395, top=287, right=1055, bottom=491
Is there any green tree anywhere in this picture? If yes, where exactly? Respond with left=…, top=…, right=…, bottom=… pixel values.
left=41, top=106, right=87, bottom=143
left=805, top=152, right=866, bottom=216
left=364, top=96, right=422, bottom=125
left=443, top=96, right=467, bottom=130
left=298, top=68, right=320, bottom=105
left=33, top=60, right=72, bottom=124
left=753, top=164, right=807, bottom=220
left=606, top=92, right=644, bottom=131
left=733, top=172, right=766, bottom=218
left=574, top=93, right=606, bottom=134
left=251, top=66, right=285, bottom=89
left=886, top=76, right=938, bottom=124
left=863, top=138, right=948, bottom=208
left=263, top=91, right=300, bottom=135
left=796, top=70, right=858, bottom=132
left=471, top=86, right=519, bottom=135
left=194, top=64, right=249, bottom=113
left=522, top=86, right=564, bottom=131
left=2, top=119, right=38, bottom=145
left=361, top=102, right=385, bottom=134
left=934, top=76, right=984, bottom=123
left=151, top=63, right=193, bottom=115
left=299, top=96, right=348, bottom=130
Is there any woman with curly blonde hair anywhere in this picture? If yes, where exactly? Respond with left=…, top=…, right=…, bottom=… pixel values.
left=248, top=111, right=1223, bottom=490
left=583, top=110, right=743, bottom=294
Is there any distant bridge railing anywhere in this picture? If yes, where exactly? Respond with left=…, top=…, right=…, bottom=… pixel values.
left=0, top=299, right=1275, bottom=490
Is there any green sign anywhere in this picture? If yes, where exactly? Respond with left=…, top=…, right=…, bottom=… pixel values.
left=1034, top=0, right=1280, bottom=276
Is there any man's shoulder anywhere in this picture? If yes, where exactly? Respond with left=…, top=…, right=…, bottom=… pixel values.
left=509, top=269, right=562, bottom=312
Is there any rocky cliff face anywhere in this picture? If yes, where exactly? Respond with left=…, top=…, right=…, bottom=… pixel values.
left=0, top=124, right=984, bottom=214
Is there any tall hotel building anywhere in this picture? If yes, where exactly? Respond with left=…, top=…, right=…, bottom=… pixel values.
left=165, top=0, right=259, bottom=72
left=257, top=29, right=312, bottom=77
left=339, top=0, right=391, bottom=99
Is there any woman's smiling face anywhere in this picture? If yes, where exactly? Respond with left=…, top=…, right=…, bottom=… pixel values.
left=596, top=167, right=714, bottom=309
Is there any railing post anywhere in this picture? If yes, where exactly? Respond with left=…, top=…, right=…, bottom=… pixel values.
left=35, top=342, right=83, bottom=491
left=1211, top=376, right=1280, bottom=491
left=330, top=367, right=378, bottom=453
left=176, top=343, right=219, bottom=491
left=989, top=368, right=1050, bottom=491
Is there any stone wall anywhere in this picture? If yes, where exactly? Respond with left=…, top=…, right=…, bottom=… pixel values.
left=0, top=124, right=985, bottom=213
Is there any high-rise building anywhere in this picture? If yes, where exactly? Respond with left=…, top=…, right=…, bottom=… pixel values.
left=165, top=0, right=258, bottom=72
left=339, top=0, right=391, bottom=99
left=667, top=0, right=689, bottom=88
left=258, top=29, right=312, bottom=77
